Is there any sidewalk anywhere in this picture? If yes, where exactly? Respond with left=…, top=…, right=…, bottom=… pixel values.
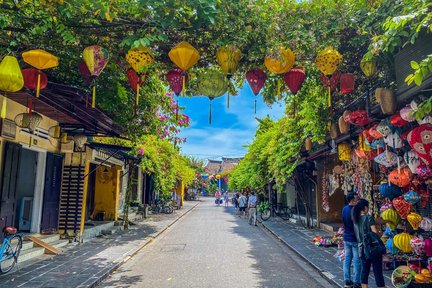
left=259, top=218, right=393, bottom=288
left=0, top=201, right=200, bottom=288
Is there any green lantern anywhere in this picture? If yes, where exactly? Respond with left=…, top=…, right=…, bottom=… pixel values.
left=195, top=70, right=228, bottom=124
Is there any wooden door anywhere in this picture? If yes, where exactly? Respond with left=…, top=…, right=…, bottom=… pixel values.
left=0, top=142, right=22, bottom=240
left=40, top=153, right=63, bottom=233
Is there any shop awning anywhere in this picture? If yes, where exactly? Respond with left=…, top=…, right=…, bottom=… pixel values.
left=7, top=82, right=122, bottom=137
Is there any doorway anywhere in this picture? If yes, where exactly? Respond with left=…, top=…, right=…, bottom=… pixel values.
left=85, top=163, right=97, bottom=221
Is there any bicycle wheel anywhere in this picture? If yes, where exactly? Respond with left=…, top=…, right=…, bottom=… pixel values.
left=260, top=209, right=271, bottom=221
left=0, top=235, right=22, bottom=274
left=166, top=205, right=174, bottom=214
left=280, top=207, right=291, bottom=221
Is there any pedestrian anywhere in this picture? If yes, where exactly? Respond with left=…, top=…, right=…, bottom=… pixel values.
left=352, top=199, right=385, bottom=288
left=342, top=192, right=361, bottom=288
left=215, top=190, right=221, bottom=206
left=248, top=191, right=257, bottom=226
left=224, top=191, right=230, bottom=207
left=234, top=192, right=240, bottom=214
left=238, top=192, right=247, bottom=217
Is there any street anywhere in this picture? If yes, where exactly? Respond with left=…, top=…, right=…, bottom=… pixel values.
left=99, top=198, right=335, bottom=288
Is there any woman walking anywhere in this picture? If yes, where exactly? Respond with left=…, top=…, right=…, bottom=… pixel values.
left=224, top=192, right=230, bottom=207
left=352, top=199, right=385, bottom=288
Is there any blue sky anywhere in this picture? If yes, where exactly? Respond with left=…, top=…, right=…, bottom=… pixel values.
left=178, top=84, right=285, bottom=160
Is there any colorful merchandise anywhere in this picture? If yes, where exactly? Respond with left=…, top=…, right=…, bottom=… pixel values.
left=389, top=167, right=413, bottom=187
left=393, top=232, right=414, bottom=253
left=403, top=190, right=421, bottom=205
left=407, top=212, right=422, bottom=230
left=407, top=124, right=432, bottom=165
left=381, top=208, right=400, bottom=230
left=392, top=196, right=412, bottom=219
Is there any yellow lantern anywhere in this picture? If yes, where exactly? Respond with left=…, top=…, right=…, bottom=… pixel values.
left=407, top=212, right=422, bottom=230
left=22, top=49, right=59, bottom=97
left=264, top=47, right=295, bottom=100
left=381, top=208, right=400, bottom=230
left=215, top=174, right=221, bottom=179
left=337, top=143, right=351, bottom=161
left=126, top=46, right=154, bottom=73
left=216, top=45, right=241, bottom=108
left=360, top=59, right=377, bottom=78
left=315, top=46, right=342, bottom=107
left=393, top=232, right=414, bottom=253
left=0, top=56, right=24, bottom=119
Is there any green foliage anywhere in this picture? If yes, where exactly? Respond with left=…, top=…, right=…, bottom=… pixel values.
left=414, top=97, right=432, bottom=121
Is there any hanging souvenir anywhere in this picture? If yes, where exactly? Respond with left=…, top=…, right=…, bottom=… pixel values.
left=368, top=124, right=383, bottom=139
left=384, top=132, right=403, bottom=149
left=338, top=143, right=352, bottom=162
left=407, top=124, right=432, bottom=165
left=360, top=59, right=377, bottom=77
left=322, top=172, right=330, bottom=212
left=389, top=166, right=413, bottom=187
left=379, top=182, right=402, bottom=200
left=22, top=49, right=58, bottom=97
left=0, top=56, right=24, bottom=119
left=400, top=105, right=415, bottom=122
left=376, top=120, right=392, bottom=137
left=390, top=114, right=408, bottom=127
left=82, top=45, right=109, bottom=108
left=125, top=46, right=154, bottom=73
left=393, top=232, right=414, bottom=253
left=380, top=202, right=393, bottom=213
left=78, top=61, right=92, bottom=85
left=404, top=190, right=421, bottom=205
left=167, top=68, right=188, bottom=96
left=22, top=68, right=48, bottom=114
left=319, top=70, right=340, bottom=92
left=374, top=150, right=398, bottom=167
left=420, top=217, right=432, bottom=231
left=378, top=88, right=396, bottom=115
left=407, top=212, right=422, bottom=230
left=392, top=196, right=412, bottom=219
left=315, top=46, right=342, bottom=107
left=246, top=68, right=267, bottom=114
left=416, top=165, right=432, bottom=179
left=168, top=41, right=199, bottom=96
left=284, top=68, right=305, bottom=116
left=126, top=68, right=148, bottom=116
left=338, top=116, right=350, bottom=134
left=381, top=208, right=400, bottom=230
left=410, top=236, right=425, bottom=256
left=216, top=45, right=241, bottom=107
left=344, top=110, right=371, bottom=126
left=339, top=73, right=355, bottom=94
left=404, top=150, right=421, bottom=174
left=264, top=47, right=295, bottom=100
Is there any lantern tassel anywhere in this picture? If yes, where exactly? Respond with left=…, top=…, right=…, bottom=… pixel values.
left=134, top=83, right=140, bottom=116
left=293, top=96, right=296, bottom=117
left=277, top=79, right=281, bottom=100
left=227, top=90, right=230, bottom=108
left=36, top=72, right=41, bottom=98
left=209, top=102, right=212, bottom=125
left=182, top=74, right=186, bottom=96
left=254, top=97, right=257, bottom=114
left=176, top=98, right=179, bottom=121
left=92, top=82, right=96, bottom=109
left=1, top=97, right=7, bottom=119
left=327, top=86, right=331, bottom=107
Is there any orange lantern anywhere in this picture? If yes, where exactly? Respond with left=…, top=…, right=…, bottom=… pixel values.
left=0, top=56, right=24, bottom=119
left=389, top=167, right=413, bottom=187
left=22, top=49, right=58, bottom=97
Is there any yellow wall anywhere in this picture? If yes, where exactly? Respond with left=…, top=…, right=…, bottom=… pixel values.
left=93, top=165, right=121, bottom=221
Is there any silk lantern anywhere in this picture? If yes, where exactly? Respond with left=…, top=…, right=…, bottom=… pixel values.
left=344, top=110, right=371, bottom=126
left=360, top=59, right=377, bottom=77
left=407, top=124, right=432, bottom=165
left=22, top=49, right=58, bottom=98
left=82, top=45, right=109, bottom=108
left=284, top=68, right=305, bottom=116
left=315, top=46, right=342, bottom=107
left=394, top=232, right=414, bottom=253
left=320, top=71, right=341, bottom=106
left=127, top=68, right=148, bottom=116
left=381, top=208, right=400, bottom=230
left=393, top=196, right=412, bottom=219
left=22, top=68, right=48, bottom=114
left=404, top=150, right=421, bottom=174
left=340, top=73, right=355, bottom=94
left=264, top=47, right=295, bottom=100
left=389, top=166, right=413, bottom=187
left=169, top=41, right=200, bottom=95
left=246, top=68, right=267, bottom=114
left=338, top=143, right=351, bottom=161
left=0, top=56, right=24, bottom=119
left=78, top=61, right=92, bottom=85
left=166, top=68, right=189, bottom=119
left=195, top=70, right=228, bottom=124
left=407, top=212, right=422, bottom=230
left=390, top=114, right=408, bottom=127
left=216, top=45, right=241, bottom=108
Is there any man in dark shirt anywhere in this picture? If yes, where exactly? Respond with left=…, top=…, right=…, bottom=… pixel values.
left=342, top=192, right=361, bottom=288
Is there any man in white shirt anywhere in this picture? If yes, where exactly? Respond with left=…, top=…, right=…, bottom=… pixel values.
left=248, top=191, right=258, bottom=226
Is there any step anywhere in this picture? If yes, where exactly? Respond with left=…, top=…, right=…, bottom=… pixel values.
left=18, top=246, right=45, bottom=263
left=27, top=233, right=61, bottom=244
left=50, top=239, right=70, bottom=251
left=21, top=240, right=34, bottom=251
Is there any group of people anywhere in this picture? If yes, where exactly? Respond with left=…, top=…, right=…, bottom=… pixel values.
left=214, top=190, right=258, bottom=226
left=342, top=192, right=385, bottom=288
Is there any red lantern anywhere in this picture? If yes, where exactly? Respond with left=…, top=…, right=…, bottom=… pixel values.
left=283, top=68, right=305, bottom=95
left=22, top=68, right=48, bottom=114
left=340, top=73, right=355, bottom=94
left=345, top=110, right=371, bottom=126
left=246, top=68, right=267, bottom=114
left=390, top=114, right=409, bottom=127
left=78, top=61, right=92, bottom=85
left=166, top=68, right=188, bottom=96
left=127, top=68, right=148, bottom=116
left=320, top=70, right=341, bottom=92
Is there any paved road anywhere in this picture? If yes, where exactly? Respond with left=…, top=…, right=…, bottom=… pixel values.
left=99, top=198, right=335, bottom=288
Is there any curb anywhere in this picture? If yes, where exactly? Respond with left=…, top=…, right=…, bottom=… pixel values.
left=258, top=220, right=343, bottom=288
left=87, top=201, right=200, bottom=288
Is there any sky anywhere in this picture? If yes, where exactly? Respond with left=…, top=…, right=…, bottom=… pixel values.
left=178, top=84, right=285, bottom=160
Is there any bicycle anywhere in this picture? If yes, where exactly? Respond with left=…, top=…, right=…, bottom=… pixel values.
left=260, top=202, right=295, bottom=221
left=0, top=226, right=22, bottom=274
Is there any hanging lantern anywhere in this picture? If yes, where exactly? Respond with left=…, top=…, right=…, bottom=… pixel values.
left=381, top=208, right=400, bottom=230
left=338, top=143, right=351, bottom=161
left=22, top=49, right=58, bottom=98
left=339, top=73, right=355, bottom=94
left=407, top=124, right=432, bottom=165
left=393, top=232, right=414, bottom=253
left=194, top=70, right=227, bottom=124
left=320, top=70, right=341, bottom=92
left=407, top=212, right=422, bottom=230
left=344, top=110, right=371, bottom=126
left=389, top=167, right=413, bottom=187
left=126, top=68, right=148, bottom=116
left=216, top=45, right=241, bottom=108
left=246, top=68, right=267, bottom=114
left=169, top=41, right=200, bottom=95
left=392, top=196, right=412, bottom=219
left=284, top=68, right=305, bottom=116
left=305, top=138, right=313, bottom=151
left=78, top=61, right=92, bottom=85
left=166, top=68, right=188, bottom=96
left=360, top=59, right=377, bottom=78
left=0, top=56, right=24, bottom=119
left=82, top=45, right=109, bottom=108
left=125, top=46, right=154, bottom=73
left=73, top=135, right=88, bottom=150
left=316, top=46, right=342, bottom=107
left=264, top=47, right=295, bottom=100
left=22, top=68, right=48, bottom=114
